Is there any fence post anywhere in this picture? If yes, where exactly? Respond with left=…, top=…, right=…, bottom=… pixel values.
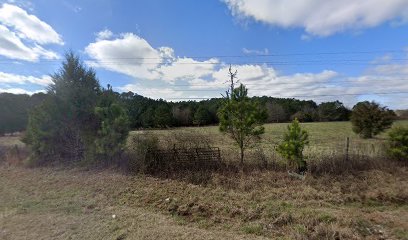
left=345, top=137, right=349, bottom=161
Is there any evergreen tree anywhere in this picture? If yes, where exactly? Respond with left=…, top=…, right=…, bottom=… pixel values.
left=25, top=52, right=129, bottom=165
left=154, top=104, right=173, bottom=127
left=351, top=101, right=395, bottom=138
left=94, top=86, right=129, bottom=161
left=193, top=106, right=211, bottom=126
left=25, top=52, right=101, bottom=162
left=318, top=101, right=350, bottom=121
left=218, top=67, right=266, bottom=165
left=276, top=119, right=309, bottom=173
left=387, top=126, right=408, bottom=161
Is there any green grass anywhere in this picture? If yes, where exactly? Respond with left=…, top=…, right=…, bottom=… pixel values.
left=242, top=223, right=263, bottom=235
left=130, top=120, right=408, bottom=161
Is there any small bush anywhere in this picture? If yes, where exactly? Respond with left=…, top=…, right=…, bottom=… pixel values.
left=127, top=132, right=159, bottom=173
left=276, top=118, right=309, bottom=173
left=242, top=223, right=263, bottom=235
left=387, top=127, right=408, bottom=161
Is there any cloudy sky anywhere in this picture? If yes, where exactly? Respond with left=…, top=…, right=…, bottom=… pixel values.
left=1, top=0, right=408, bottom=109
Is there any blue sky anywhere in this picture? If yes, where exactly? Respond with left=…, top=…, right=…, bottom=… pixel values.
left=0, top=0, right=408, bottom=109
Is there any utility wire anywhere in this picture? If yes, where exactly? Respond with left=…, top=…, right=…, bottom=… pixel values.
left=0, top=49, right=406, bottom=63
left=163, top=91, right=408, bottom=100
left=0, top=49, right=405, bottom=62
left=175, top=78, right=408, bottom=87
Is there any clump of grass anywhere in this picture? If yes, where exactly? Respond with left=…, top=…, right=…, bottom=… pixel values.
left=0, top=144, right=29, bottom=166
left=241, top=223, right=263, bottom=235
left=394, top=228, right=408, bottom=240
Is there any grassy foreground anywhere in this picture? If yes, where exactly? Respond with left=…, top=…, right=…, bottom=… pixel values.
left=1, top=165, right=408, bottom=239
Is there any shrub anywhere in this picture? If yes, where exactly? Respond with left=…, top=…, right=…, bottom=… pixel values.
left=276, top=119, right=309, bottom=173
left=127, top=132, right=159, bottom=173
left=387, top=127, right=408, bottom=161
left=351, top=101, right=395, bottom=138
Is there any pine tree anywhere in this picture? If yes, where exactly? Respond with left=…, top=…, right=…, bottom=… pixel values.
left=218, top=67, right=266, bottom=165
left=276, top=118, right=309, bottom=172
left=94, top=86, right=129, bottom=161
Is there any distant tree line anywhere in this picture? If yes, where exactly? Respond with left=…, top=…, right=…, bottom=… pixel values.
left=0, top=92, right=48, bottom=135
left=0, top=90, right=352, bottom=134
left=116, top=93, right=351, bottom=129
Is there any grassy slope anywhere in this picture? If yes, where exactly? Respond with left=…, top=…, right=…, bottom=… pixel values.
left=0, top=165, right=407, bottom=239
left=0, top=166, right=266, bottom=240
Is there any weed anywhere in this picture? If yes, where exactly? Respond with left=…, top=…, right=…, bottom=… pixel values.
left=242, top=223, right=263, bottom=235
left=394, top=228, right=408, bottom=240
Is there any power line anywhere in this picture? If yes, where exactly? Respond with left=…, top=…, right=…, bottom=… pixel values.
left=164, top=91, right=408, bottom=100
left=0, top=49, right=406, bottom=63
left=174, top=78, right=408, bottom=87
left=1, top=60, right=405, bottom=67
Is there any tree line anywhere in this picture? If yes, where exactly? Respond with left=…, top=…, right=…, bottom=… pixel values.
left=0, top=92, right=48, bottom=135
left=1, top=89, right=352, bottom=135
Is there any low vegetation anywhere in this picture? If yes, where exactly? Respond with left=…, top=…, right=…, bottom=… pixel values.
left=387, top=126, right=408, bottom=161
left=276, top=119, right=309, bottom=173
left=1, top=155, right=407, bottom=239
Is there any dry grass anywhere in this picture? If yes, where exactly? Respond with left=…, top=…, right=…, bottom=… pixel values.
left=1, top=164, right=407, bottom=239
left=129, top=120, right=408, bottom=164
left=0, top=166, right=267, bottom=240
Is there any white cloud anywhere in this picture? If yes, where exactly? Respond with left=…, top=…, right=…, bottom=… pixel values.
left=117, top=83, right=183, bottom=100
left=0, top=87, right=44, bottom=95
left=242, top=47, right=269, bottom=55
left=0, top=3, right=63, bottom=44
left=0, top=3, right=62, bottom=61
left=96, top=29, right=113, bottom=41
left=0, top=25, right=58, bottom=61
left=85, top=33, right=163, bottom=80
left=0, top=71, right=52, bottom=86
left=223, top=0, right=408, bottom=36
left=156, top=58, right=219, bottom=83
left=85, top=33, right=219, bottom=82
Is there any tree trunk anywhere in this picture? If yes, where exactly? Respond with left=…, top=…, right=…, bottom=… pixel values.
left=240, top=146, right=244, bottom=167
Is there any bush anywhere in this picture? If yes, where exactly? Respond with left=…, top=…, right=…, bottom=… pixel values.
left=127, top=132, right=159, bottom=173
left=276, top=118, right=309, bottom=173
left=387, top=127, right=408, bottom=161
left=351, top=101, right=395, bottom=138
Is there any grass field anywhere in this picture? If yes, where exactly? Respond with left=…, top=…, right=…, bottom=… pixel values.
left=130, top=120, right=408, bottom=161
left=1, top=121, right=408, bottom=239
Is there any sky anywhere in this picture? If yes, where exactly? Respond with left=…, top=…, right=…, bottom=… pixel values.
left=0, top=0, right=408, bottom=109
